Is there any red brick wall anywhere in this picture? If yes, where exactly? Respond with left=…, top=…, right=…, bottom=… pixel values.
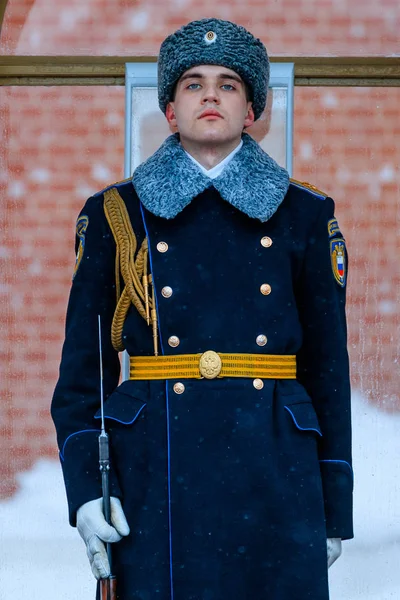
left=0, top=86, right=125, bottom=496
left=1, top=0, right=399, bottom=55
left=0, top=2, right=399, bottom=498
left=295, top=87, right=400, bottom=406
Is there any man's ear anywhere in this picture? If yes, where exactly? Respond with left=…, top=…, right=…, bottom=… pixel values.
left=166, top=103, right=177, bottom=128
left=243, top=103, right=255, bottom=129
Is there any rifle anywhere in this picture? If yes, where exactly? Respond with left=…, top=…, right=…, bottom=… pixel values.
left=98, top=315, right=117, bottom=600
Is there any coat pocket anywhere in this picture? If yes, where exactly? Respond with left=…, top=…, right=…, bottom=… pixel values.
left=94, top=380, right=147, bottom=425
left=283, top=400, right=322, bottom=438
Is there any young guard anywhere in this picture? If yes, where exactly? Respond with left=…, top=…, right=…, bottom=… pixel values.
left=52, top=18, right=353, bottom=600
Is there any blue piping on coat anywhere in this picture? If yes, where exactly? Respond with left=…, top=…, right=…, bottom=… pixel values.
left=94, top=403, right=146, bottom=425
left=319, top=459, right=353, bottom=476
left=165, top=381, right=174, bottom=600
left=140, top=202, right=174, bottom=600
left=60, top=429, right=100, bottom=461
left=284, top=406, right=322, bottom=437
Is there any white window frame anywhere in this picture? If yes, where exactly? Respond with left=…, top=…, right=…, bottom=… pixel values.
left=124, top=61, right=294, bottom=177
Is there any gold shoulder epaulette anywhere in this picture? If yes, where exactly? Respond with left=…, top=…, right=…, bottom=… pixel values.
left=93, top=177, right=132, bottom=199
left=290, top=178, right=327, bottom=198
left=111, top=176, right=132, bottom=187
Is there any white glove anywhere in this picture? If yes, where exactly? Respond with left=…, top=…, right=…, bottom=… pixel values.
left=77, top=497, right=130, bottom=580
left=327, top=537, right=342, bottom=568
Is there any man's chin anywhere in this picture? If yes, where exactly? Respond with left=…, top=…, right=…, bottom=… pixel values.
left=191, top=129, right=237, bottom=145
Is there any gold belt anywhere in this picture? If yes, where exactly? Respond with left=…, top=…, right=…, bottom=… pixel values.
left=129, top=351, right=296, bottom=380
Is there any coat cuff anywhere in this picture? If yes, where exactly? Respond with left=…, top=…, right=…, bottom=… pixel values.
left=60, top=429, right=122, bottom=526
left=319, top=459, right=354, bottom=540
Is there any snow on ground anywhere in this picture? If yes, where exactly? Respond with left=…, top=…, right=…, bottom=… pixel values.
left=1, top=392, right=400, bottom=599
left=0, top=459, right=95, bottom=599
left=329, top=391, right=400, bottom=599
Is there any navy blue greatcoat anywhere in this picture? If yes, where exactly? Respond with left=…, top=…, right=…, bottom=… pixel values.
left=52, top=134, right=353, bottom=600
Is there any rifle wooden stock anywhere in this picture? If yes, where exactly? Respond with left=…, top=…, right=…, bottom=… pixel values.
left=100, top=575, right=117, bottom=600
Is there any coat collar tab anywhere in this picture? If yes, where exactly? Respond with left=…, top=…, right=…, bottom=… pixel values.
left=132, top=133, right=289, bottom=222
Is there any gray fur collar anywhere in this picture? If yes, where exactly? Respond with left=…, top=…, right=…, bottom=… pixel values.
left=132, top=133, right=289, bottom=222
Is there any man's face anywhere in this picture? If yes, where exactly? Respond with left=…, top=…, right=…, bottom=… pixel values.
left=165, top=65, right=255, bottom=146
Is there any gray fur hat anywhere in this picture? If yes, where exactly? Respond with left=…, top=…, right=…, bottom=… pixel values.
left=158, top=18, right=270, bottom=121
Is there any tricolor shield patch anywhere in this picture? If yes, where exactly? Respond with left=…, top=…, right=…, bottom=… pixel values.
left=330, top=238, right=346, bottom=287
left=73, top=215, right=89, bottom=279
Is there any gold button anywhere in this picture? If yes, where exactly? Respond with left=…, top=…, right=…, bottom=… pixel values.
left=256, top=334, right=268, bottom=347
left=261, top=236, right=272, bottom=248
left=173, top=382, right=185, bottom=394
left=205, top=30, right=216, bottom=41
left=161, top=286, right=173, bottom=298
left=253, top=378, right=264, bottom=390
left=260, top=283, right=272, bottom=295
left=157, top=241, right=168, bottom=253
left=168, top=335, right=180, bottom=348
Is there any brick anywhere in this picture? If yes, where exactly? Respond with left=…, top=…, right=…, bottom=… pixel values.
left=6, top=407, right=28, bottom=419
left=24, top=352, right=47, bottom=362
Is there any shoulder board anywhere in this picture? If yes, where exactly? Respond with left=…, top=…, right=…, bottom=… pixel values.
left=92, top=176, right=132, bottom=198
left=290, top=178, right=327, bottom=200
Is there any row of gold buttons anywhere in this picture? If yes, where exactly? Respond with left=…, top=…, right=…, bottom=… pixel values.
left=259, top=237, right=272, bottom=343
left=157, top=237, right=273, bottom=254
left=173, top=378, right=264, bottom=394
left=157, top=236, right=273, bottom=349
left=157, top=245, right=174, bottom=315
left=168, top=335, right=268, bottom=348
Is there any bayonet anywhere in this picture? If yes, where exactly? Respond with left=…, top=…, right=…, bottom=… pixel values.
left=98, top=315, right=117, bottom=600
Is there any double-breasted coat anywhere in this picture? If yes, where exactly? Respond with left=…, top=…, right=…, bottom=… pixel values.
left=52, top=134, right=353, bottom=600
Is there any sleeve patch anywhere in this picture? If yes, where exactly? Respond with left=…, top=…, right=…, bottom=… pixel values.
left=328, top=218, right=340, bottom=238
left=73, top=215, right=89, bottom=279
left=330, top=238, right=346, bottom=287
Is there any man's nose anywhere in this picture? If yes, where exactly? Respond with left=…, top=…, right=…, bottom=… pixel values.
left=201, top=85, right=220, bottom=104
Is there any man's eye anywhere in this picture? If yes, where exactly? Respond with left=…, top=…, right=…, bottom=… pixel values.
left=187, top=83, right=201, bottom=90
left=221, top=84, right=235, bottom=91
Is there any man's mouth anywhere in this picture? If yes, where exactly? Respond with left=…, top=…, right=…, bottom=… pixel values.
left=199, top=109, right=223, bottom=119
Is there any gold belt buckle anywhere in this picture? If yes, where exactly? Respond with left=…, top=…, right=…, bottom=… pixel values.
left=199, top=350, right=222, bottom=379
